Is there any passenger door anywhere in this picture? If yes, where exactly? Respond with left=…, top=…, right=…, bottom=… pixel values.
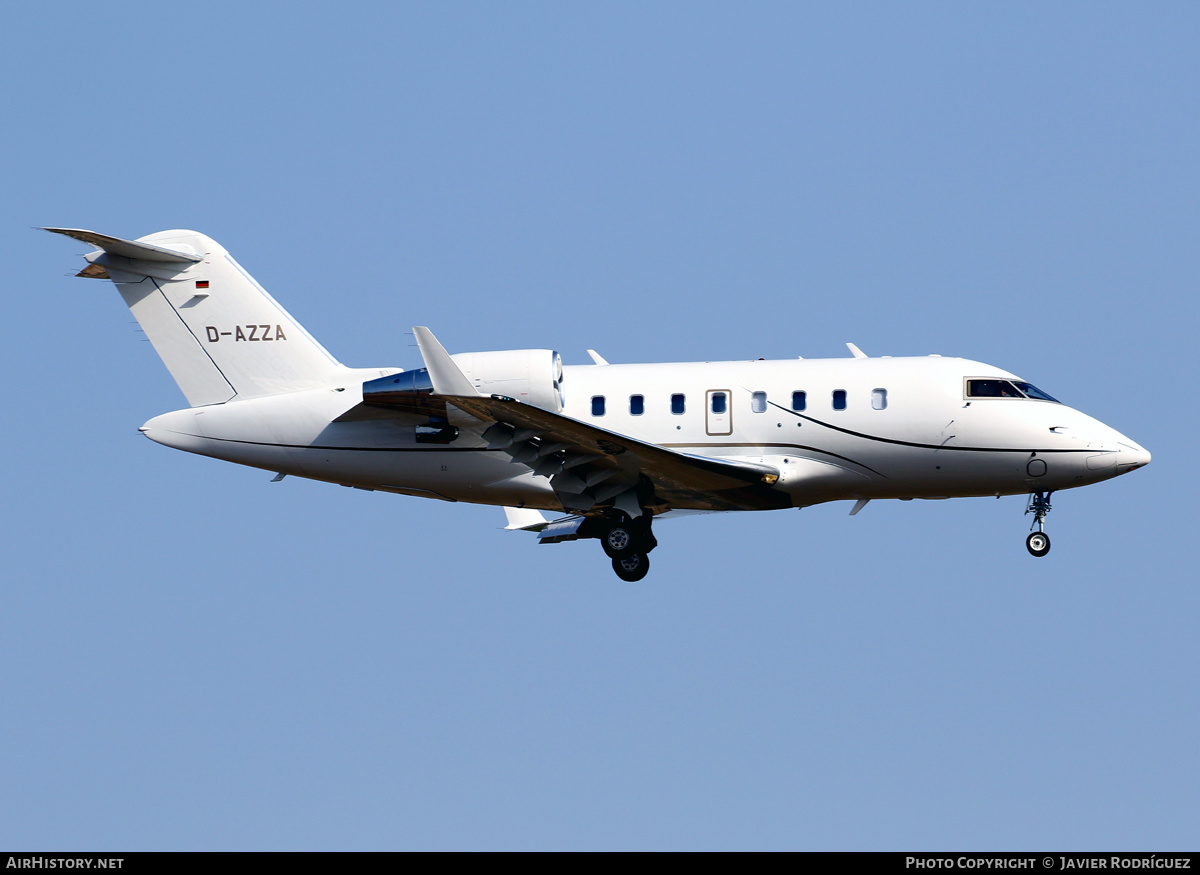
left=706, top=389, right=733, bottom=436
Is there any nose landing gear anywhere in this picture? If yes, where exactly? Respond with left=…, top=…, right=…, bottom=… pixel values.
left=1026, top=530, right=1050, bottom=557
left=1024, top=490, right=1053, bottom=557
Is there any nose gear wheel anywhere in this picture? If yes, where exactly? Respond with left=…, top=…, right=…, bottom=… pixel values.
left=1024, top=490, right=1054, bottom=557
left=1026, top=531, right=1051, bottom=557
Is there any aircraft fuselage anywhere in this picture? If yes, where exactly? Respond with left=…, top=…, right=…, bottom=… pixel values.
left=141, top=354, right=1148, bottom=511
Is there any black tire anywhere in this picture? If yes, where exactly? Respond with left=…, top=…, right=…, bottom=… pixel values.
left=1026, top=531, right=1051, bottom=557
left=612, top=552, right=650, bottom=582
left=601, top=523, right=637, bottom=559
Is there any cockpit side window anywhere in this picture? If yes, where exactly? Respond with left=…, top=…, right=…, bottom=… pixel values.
left=1012, top=381, right=1060, bottom=403
left=966, top=379, right=1024, bottom=398
left=965, top=378, right=1061, bottom=403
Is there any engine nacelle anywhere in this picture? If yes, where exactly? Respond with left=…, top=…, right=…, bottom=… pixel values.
left=451, top=349, right=565, bottom=413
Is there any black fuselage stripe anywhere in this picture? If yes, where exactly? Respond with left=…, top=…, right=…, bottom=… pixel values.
left=766, top=401, right=1092, bottom=454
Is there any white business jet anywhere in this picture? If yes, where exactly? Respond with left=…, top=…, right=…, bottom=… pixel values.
left=48, top=227, right=1150, bottom=580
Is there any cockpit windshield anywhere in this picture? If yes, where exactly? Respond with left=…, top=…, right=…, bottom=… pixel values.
left=1011, top=381, right=1059, bottom=403
left=966, top=379, right=1060, bottom=403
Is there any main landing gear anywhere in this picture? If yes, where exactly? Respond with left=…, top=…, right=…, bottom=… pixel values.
left=1024, top=490, right=1053, bottom=557
left=600, top=512, right=658, bottom=581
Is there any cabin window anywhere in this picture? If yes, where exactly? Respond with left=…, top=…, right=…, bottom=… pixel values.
left=791, top=391, right=807, bottom=411
left=871, top=388, right=888, bottom=410
left=671, top=393, right=686, bottom=415
left=711, top=392, right=728, bottom=414
left=591, top=395, right=605, bottom=416
left=832, top=390, right=847, bottom=411
left=629, top=394, right=644, bottom=416
left=751, top=391, right=767, bottom=413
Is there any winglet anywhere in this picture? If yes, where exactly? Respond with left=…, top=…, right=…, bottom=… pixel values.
left=846, top=342, right=868, bottom=359
left=587, top=349, right=609, bottom=366
left=412, top=327, right=480, bottom=397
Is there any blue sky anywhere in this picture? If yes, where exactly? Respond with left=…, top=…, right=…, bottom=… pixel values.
left=3, top=2, right=1197, bottom=850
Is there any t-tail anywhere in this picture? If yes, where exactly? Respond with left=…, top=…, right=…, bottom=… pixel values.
left=46, top=228, right=341, bottom=406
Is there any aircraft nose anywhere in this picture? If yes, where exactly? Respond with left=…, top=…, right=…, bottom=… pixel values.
left=1076, top=416, right=1150, bottom=479
left=1116, top=442, right=1151, bottom=475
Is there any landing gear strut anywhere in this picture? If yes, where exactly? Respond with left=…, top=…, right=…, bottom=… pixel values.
left=1024, top=490, right=1053, bottom=557
left=601, top=512, right=657, bottom=581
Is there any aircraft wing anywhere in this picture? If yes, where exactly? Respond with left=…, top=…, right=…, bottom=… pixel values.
left=412, top=327, right=789, bottom=514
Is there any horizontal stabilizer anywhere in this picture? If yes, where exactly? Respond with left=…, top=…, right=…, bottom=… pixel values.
left=43, top=228, right=202, bottom=263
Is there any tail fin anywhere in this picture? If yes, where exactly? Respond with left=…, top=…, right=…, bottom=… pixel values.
left=48, top=228, right=340, bottom=406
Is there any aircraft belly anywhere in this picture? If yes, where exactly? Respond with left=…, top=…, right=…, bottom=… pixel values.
left=291, top=446, right=558, bottom=506
left=865, top=446, right=1075, bottom=498
left=774, top=456, right=870, bottom=505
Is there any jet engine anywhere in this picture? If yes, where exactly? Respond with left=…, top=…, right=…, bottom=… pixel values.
left=450, top=349, right=565, bottom=413
left=358, top=349, right=565, bottom=436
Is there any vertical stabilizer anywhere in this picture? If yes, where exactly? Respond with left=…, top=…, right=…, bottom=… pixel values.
left=48, top=228, right=340, bottom=406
